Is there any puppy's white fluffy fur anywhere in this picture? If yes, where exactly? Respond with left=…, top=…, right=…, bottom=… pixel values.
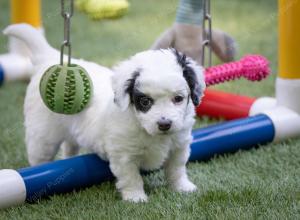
left=4, top=24, right=205, bottom=202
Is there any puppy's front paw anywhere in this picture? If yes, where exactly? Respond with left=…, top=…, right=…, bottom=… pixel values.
left=122, top=190, right=148, bottom=203
left=172, top=178, right=197, bottom=193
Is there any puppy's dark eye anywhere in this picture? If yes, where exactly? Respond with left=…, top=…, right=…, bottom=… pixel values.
left=139, top=97, right=152, bottom=108
left=173, top=95, right=184, bottom=104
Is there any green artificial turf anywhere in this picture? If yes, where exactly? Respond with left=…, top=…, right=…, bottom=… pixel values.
left=0, top=0, right=299, bottom=219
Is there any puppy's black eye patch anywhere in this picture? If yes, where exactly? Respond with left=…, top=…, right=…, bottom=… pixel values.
left=133, top=91, right=154, bottom=113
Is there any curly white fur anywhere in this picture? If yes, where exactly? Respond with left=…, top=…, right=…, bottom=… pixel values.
left=4, top=24, right=205, bottom=202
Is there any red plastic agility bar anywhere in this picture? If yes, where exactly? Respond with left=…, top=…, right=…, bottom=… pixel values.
left=197, top=89, right=256, bottom=120
left=198, top=55, right=270, bottom=120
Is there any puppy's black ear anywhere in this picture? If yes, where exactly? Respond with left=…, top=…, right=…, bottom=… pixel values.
left=173, top=49, right=206, bottom=106
left=125, top=70, right=140, bottom=104
left=112, top=59, right=141, bottom=111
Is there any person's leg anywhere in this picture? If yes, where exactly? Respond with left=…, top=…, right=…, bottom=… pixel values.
left=175, top=0, right=204, bottom=26
left=151, top=0, right=237, bottom=64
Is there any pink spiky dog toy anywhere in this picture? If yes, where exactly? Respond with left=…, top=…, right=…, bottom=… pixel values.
left=204, top=55, right=271, bottom=86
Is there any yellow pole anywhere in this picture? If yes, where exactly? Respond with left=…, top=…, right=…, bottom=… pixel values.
left=11, top=0, right=41, bottom=28
left=279, top=0, right=300, bottom=79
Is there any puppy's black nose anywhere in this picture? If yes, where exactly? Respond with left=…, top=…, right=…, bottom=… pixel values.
left=157, top=118, right=172, bottom=131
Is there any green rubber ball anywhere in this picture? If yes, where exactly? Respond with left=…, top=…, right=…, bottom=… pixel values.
left=39, top=64, right=93, bottom=114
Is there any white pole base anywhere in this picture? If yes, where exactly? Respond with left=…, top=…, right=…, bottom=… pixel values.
left=276, top=77, right=300, bottom=114
left=0, top=169, right=26, bottom=209
left=262, top=106, right=300, bottom=142
left=0, top=27, right=44, bottom=82
left=0, top=53, right=32, bottom=81
left=249, top=97, right=277, bottom=116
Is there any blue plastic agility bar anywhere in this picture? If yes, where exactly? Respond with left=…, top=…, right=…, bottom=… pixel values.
left=0, top=114, right=275, bottom=208
left=0, top=64, right=4, bottom=86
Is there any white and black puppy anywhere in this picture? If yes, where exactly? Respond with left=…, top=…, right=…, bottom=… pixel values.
left=4, top=24, right=205, bottom=202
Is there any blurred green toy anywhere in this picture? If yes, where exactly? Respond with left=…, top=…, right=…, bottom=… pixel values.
left=75, top=0, right=129, bottom=20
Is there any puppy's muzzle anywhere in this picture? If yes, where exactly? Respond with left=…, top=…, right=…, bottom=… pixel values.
left=157, top=118, right=172, bottom=131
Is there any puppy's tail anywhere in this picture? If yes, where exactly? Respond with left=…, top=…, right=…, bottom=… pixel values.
left=3, top=23, right=58, bottom=64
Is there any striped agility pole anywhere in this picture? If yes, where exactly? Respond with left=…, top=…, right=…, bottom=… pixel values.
left=1, top=110, right=300, bottom=209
